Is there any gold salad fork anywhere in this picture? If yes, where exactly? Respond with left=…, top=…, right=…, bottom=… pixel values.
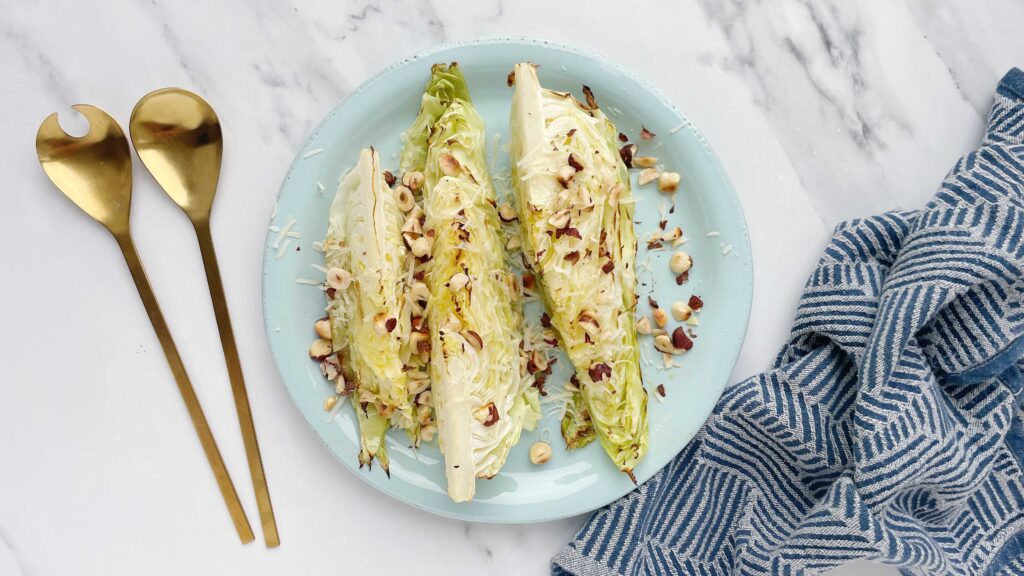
left=35, top=105, right=255, bottom=544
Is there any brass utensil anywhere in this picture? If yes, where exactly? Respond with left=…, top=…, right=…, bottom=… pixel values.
left=35, top=105, right=255, bottom=544
left=129, top=89, right=280, bottom=548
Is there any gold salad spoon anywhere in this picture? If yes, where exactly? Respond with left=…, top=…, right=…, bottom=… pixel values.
left=35, top=105, right=255, bottom=544
left=130, top=89, right=279, bottom=548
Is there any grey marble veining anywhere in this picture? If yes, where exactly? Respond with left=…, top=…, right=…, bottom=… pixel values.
left=1, top=1, right=1021, bottom=575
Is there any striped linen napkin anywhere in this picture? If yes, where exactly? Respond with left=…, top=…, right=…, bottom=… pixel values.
left=553, top=68, right=1024, bottom=576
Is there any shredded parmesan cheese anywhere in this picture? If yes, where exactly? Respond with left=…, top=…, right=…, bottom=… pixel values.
left=276, top=238, right=292, bottom=259
left=669, top=123, right=685, bottom=134
left=706, top=230, right=720, bottom=237
left=273, top=218, right=297, bottom=248
left=303, top=148, right=324, bottom=158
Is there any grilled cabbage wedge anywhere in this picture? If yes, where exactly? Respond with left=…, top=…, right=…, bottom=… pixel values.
left=509, top=63, right=648, bottom=478
left=402, top=63, right=540, bottom=502
left=325, top=147, right=428, bottom=474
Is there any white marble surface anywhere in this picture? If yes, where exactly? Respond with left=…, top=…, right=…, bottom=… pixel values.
left=2, top=1, right=1022, bottom=574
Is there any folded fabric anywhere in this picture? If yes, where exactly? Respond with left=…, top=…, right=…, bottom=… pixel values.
left=554, top=68, right=1024, bottom=576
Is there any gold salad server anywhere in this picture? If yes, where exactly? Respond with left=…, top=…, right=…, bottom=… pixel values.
left=35, top=105, right=255, bottom=543
left=129, top=89, right=279, bottom=547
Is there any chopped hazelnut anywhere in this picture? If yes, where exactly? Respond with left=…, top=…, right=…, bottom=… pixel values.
left=409, top=282, right=430, bottom=314
left=323, top=396, right=338, bottom=411
left=619, top=144, right=637, bottom=168
left=474, top=402, right=499, bottom=426
left=402, top=214, right=423, bottom=236
left=672, top=327, right=693, bottom=351
left=556, top=165, right=577, bottom=187
left=632, top=156, right=657, bottom=168
left=498, top=203, right=518, bottom=222
left=335, top=374, right=352, bottom=395
left=578, top=310, right=600, bottom=337
left=326, top=268, right=352, bottom=291
left=581, top=85, right=598, bottom=110
left=314, top=317, right=331, bottom=340
left=402, top=231, right=420, bottom=250
left=410, top=330, right=431, bottom=353
left=420, top=424, right=436, bottom=442
left=687, top=315, right=700, bottom=327
left=448, top=272, right=470, bottom=292
left=588, top=362, right=612, bottom=382
left=652, top=308, right=668, bottom=328
left=322, top=356, right=340, bottom=380
left=411, top=236, right=432, bottom=258
left=653, top=334, right=674, bottom=354
left=663, top=227, right=683, bottom=241
left=373, top=313, right=388, bottom=335
left=671, top=301, right=692, bottom=321
left=638, top=168, right=660, bottom=186
left=402, top=171, right=424, bottom=192
left=309, top=338, right=333, bottom=360
left=506, top=235, right=521, bottom=251
left=549, top=210, right=571, bottom=229
left=670, top=251, right=693, bottom=275
left=529, top=441, right=552, bottom=465
left=417, top=404, right=433, bottom=425
left=531, top=350, right=549, bottom=372
left=394, top=184, right=415, bottom=212
left=658, top=171, right=681, bottom=193
left=635, top=316, right=652, bottom=334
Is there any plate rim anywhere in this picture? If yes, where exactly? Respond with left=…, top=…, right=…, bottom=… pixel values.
left=261, top=36, right=753, bottom=523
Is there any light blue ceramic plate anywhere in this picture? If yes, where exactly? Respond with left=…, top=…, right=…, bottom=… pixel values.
left=263, top=38, right=751, bottom=523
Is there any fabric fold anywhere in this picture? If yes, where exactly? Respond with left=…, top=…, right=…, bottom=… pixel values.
left=554, top=68, right=1024, bottom=576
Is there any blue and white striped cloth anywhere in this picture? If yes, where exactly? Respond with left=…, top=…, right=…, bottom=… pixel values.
left=554, top=69, right=1024, bottom=576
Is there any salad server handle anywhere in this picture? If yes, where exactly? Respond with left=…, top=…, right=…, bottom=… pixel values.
left=194, top=220, right=280, bottom=548
left=115, top=231, right=255, bottom=544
